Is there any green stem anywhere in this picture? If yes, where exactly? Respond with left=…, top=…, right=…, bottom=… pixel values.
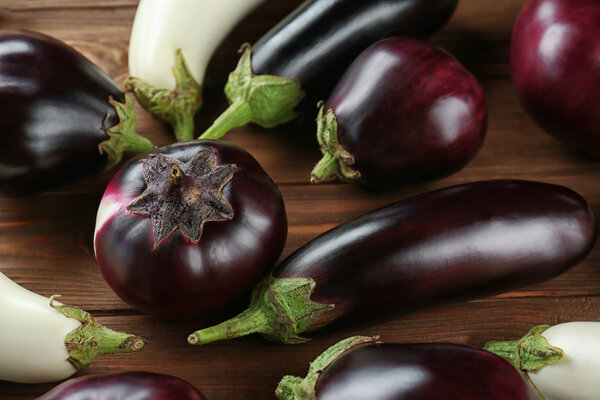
left=197, top=43, right=304, bottom=141
left=50, top=296, right=145, bottom=370
left=188, top=276, right=334, bottom=345
left=310, top=105, right=360, bottom=184
left=188, top=307, right=267, bottom=345
left=198, top=99, right=253, bottom=140
left=275, top=336, right=378, bottom=400
left=171, top=110, right=196, bottom=143
left=125, top=49, right=202, bottom=142
left=483, top=325, right=563, bottom=371
left=483, top=338, right=521, bottom=368
left=99, top=95, right=154, bottom=171
left=310, top=152, right=338, bottom=183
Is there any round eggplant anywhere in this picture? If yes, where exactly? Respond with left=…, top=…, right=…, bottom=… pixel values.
left=189, top=180, right=596, bottom=344
left=94, top=140, right=287, bottom=318
left=37, top=371, right=207, bottom=400
left=276, top=336, right=539, bottom=400
left=511, top=0, right=600, bottom=156
left=311, top=36, right=487, bottom=187
left=199, top=0, right=459, bottom=141
left=0, top=30, right=154, bottom=194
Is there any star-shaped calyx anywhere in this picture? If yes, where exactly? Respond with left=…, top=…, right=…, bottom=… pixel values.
left=127, top=148, right=236, bottom=248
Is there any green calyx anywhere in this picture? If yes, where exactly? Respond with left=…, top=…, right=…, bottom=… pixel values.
left=310, top=104, right=360, bottom=184
left=275, top=336, right=379, bottom=400
left=98, top=95, right=154, bottom=171
left=483, top=325, right=564, bottom=372
left=198, top=43, right=305, bottom=140
left=50, top=295, right=146, bottom=370
left=125, top=49, right=202, bottom=142
left=187, top=276, right=334, bottom=345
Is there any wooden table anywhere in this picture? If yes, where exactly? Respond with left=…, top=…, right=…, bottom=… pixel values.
left=1, top=0, right=600, bottom=399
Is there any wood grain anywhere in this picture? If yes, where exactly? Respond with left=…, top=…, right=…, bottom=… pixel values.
left=1, top=0, right=600, bottom=399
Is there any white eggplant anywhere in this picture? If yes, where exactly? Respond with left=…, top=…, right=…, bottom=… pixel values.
left=485, top=322, right=600, bottom=400
left=126, top=0, right=265, bottom=142
left=0, top=271, right=145, bottom=384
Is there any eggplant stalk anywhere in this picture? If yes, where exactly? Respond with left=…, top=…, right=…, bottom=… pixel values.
left=199, top=44, right=304, bottom=140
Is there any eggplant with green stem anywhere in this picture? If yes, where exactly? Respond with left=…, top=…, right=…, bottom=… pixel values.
left=276, top=336, right=539, bottom=399
left=0, top=271, right=145, bottom=384
left=0, top=30, right=154, bottom=195
left=198, top=0, right=459, bottom=141
left=310, top=36, right=487, bottom=187
left=485, top=322, right=600, bottom=400
left=188, top=180, right=596, bottom=345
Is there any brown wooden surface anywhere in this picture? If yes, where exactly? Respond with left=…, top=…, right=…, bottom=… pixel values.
left=1, top=0, right=600, bottom=398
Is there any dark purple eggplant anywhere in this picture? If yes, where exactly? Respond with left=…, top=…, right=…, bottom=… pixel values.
left=94, top=140, right=287, bottom=318
left=37, top=371, right=207, bottom=400
left=0, top=30, right=153, bottom=195
left=311, top=36, right=487, bottom=187
left=511, top=0, right=600, bottom=156
left=188, top=180, right=596, bottom=345
left=198, top=0, right=459, bottom=141
left=275, top=336, right=539, bottom=400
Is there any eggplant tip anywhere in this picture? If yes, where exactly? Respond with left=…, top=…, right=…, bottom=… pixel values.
left=187, top=333, right=200, bottom=345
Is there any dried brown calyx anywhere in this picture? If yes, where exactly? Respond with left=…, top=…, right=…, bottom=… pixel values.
left=128, top=148, right=236, bottom=247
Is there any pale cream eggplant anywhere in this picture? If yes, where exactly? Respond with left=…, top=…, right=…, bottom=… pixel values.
left=0, top=271, right=145, bottom=384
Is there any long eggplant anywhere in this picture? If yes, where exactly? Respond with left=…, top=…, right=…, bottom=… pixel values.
left=276, top=336, right=539, bottom=400
left=199, top=0, right=459, bottom=140
left=188, top=180, right=596, bottom=345
left=0, top=30, right=153, bottom=195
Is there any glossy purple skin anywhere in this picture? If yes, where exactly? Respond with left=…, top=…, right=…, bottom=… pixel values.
left=252, top=0, right=459, bottom=96
left=275, top=180, right=596, bottom=326
left=37, top=372, right=207, bottom=400
left=328, top=36, right=487, bottom=187
left=95, top=140, right=287, bottom=318
left=0, top=30, right=122, bottom=194
left=511, top=0, right=600, bottom=156
left=314, top=343, right=538, bottom=400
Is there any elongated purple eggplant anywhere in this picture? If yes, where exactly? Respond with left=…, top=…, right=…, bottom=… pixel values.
left=311, top=37, right=487, bottom=187
left=188, top=180, right=596, bottom=345
left=275, top=336, right=539, bottom=400
left=0, top=30, right=154, bottom=195
left=37, top=371, right=207, bottom=400
left=199, top=0, right=459, bottom=141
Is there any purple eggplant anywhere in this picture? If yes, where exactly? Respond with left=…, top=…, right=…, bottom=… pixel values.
left=0, top=30, right=153, bottom=195
left=94, top=140, right=287, bottom=318
left=275, top=336, right=539, bottom=400
left=511, top=0, right=600, bottom=156
left=199, top=0, right=459, bottom=141
left=311, top=36, right=487, bottom=187
left=37, top=371, right=207, bottom=400
left=188, top=180, right=596, bottom=345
